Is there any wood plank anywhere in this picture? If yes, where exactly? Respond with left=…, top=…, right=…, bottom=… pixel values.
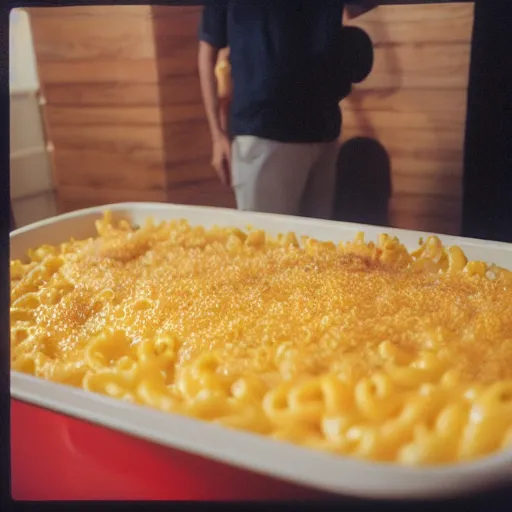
left=53, top=149, right=166, bottom=190
left=157, top=75, right=202, bottom=101
left=45, top=104, right=206, bottom=126
left=359, top=43, right=471, bottom=90
left=340, top=126, right=465, bottom=161
left=161, top=103, right=205, bottom=124
left=49, top=122, right=211, bottom=159
left=389, top=212, right=461, bottom=236
left=151, top=7, right=202, bottom=60
left=38, top=59, right=159, bottom=84
left=58, top=186, right=167, bottom=214
left=156, top=53, right=200, bottom=79
left=151, top=6, right=202, bottom=17
left=167, top=179, right=236, bottom=209
left=346, top=4, right=474, bottom=45
left=390, top=214, right=460, bottom=236
left=38, top=55, right=199, bottom=85
left=43, top=81, right=201, bottom=106
left=27, top=5, right=201, bottom=19
left=49, top=125, right=164, bottom=152
left=43, top=83, right=161, bottom=106
left=389, top=194, right=461, bottom=218
left=166, top=158, right=215, bottom=186
left=161, top=120, right=212, bottom=164
left=386, top=156, right=462, bottom=179
left=154, top=37, right=207, bottom=59
left=31, top=16, right=155, bottom=61
left=28, top=6, right=153, bottom=18
left=391, top=173, right=462, bottom=199
left=152, top=9, right=201, bottom=39
left=30, top=7, right=202, bottom=61
left=343, top=88, right=468, bottom=114
left=342, top=108, right=465, bottom=132
left=45, top=106, right=162, bottom=126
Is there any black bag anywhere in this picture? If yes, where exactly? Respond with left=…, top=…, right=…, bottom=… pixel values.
left=337, top=26, right=374, bottom=100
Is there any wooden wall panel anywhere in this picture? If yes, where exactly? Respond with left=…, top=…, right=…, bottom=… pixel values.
left=38, top=60, right=160, bottom=84
left=29, top=16, right=155, bottom=61
left=342, top=109, right=464, bottom=132
left=29, top=5, right=168, bottom=213
left=45, top=104, right=205, bottom=126
left=29, top=6, right=153, bottom=17
left=30, top=3, right=472, bottom=228
left=58, top=185, right=167, bottom=213
left=37, top=53, right=199, bottom=85
left=30, top=4, right=234, bottom=213
left=348, top=4, right=472, bottom=45
left=152, top=6, right=235, bottom=208
left=342, top=3, right=474, bottom=235
left=360, top=44, right=470, bottom=90
left=48, top=126, right=164, bottom=152
left=167, top=179, right=237, bottom=209
left=346, top=89, right=467, bottom=115
left=45, top=106, right=162, bottom=126
left=42, top=83, right=162, bottom=107
left=53, top=149, right=165, bottom=190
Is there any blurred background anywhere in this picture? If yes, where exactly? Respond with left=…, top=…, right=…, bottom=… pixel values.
left=9, top=3, right=474, bottom=234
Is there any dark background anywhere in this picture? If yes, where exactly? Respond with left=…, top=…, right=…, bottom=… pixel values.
left=462, top=0, right=512, bottom=242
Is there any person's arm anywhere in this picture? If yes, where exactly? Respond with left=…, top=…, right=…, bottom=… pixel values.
left=214, top=48, right=232, bottom=134
left=199, top=40, right=224, bottom=141
left=198, top=2, right=231, bottom=185
left=215, top=48, right=232, bottom=101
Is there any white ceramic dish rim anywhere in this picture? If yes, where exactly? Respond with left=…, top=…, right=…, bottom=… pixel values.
left=9, top=202, right=512, bottom=500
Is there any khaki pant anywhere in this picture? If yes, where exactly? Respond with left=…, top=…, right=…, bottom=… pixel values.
left=231, top=136, right=339, bottom=219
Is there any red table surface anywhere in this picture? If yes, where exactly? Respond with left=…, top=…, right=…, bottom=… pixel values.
left=11, top=399, right=339, bottom=501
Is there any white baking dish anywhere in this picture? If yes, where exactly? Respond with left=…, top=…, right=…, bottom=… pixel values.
left=10, top=202, right=512, bottom=500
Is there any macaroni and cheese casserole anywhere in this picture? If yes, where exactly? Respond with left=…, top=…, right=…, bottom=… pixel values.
left=10, top=213, right=512, bottom=465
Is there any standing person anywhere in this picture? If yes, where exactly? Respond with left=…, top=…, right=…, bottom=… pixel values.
left=198, top=1, right=372, bottom=219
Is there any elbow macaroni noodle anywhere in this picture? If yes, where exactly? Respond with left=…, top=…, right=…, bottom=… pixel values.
left=10, top=212, right=512, bottom=465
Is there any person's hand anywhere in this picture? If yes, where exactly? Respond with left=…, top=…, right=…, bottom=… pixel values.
left=212, top=131, right=232, bottom=186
